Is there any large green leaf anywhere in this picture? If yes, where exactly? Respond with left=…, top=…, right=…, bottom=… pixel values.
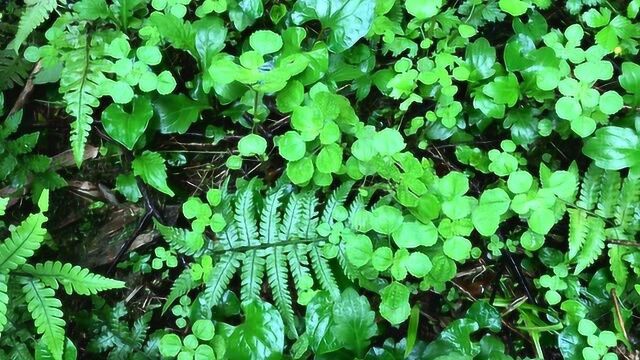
left=291, top=0, right=375, bottom=53
left=583, top=127, right=640, bottom=171
left=226, top=300, right=285, bottom=360
left=331, top=288, right=377, bottom=355
left=153, top=94, right=209, bottom=134
left=101, top=96, right=152, bottom=150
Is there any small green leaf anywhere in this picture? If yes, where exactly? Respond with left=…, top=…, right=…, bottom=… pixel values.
left=238, top=134, right=268, bottom=156
left=249, top=30, right=283, bottom=55
left=405, top=0, right=442, bottom=19
left=132, top=151, right=175, bottom=196
left=379, top=282, right=411, bottom=325
left=443, top=236, right=472, bottom=262
left=598, top=90, right=624, bottom=115
left=555, top=96, right=582, bottom=120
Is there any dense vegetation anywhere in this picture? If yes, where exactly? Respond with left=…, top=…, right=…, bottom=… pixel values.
left=0, top=0, right=639, bottom=359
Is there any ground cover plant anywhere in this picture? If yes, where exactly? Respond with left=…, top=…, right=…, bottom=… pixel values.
left=0, top=0, right=639, bottom=358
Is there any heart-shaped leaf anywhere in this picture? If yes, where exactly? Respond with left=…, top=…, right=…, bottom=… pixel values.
left=101, top=97, right=153, bottom=150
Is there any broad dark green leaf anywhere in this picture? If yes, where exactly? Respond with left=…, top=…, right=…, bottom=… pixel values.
left=154, top=94, right=209, bottom=134
left=101, top=96, right=152, bottom=150
left=291, top=0, right=375, bottom=53
left=583, top=126, right=640, bottom=170
left=226, top=300, right=285, bottom=360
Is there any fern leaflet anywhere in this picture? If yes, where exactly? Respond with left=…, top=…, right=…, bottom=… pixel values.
left=21, top=261, right=125, bottom=295
left=22, top=279, right=66, bottom=360
left=162, top=268, right=194, bottom=314
left=574, top=216, right=605, bottom=274
left=0, top=212, right=47, bottom=273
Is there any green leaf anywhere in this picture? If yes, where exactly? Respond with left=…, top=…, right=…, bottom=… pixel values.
left=316, top=143, right=343, bottom=173
left=443, top=236, right=472, bottom=262
left=392, top=221, right=438, bottom=248
left=153, top=94, right=209, bottom=134
left=136, top=45, right=162, bottom=66
left=132, top=151, right=175, bottom=196
left=229, top=0, right=264, bottom=31
left=405, top=0, right=443, bottom=19
left=286, top=158, right=314, bottom=184
left=555, top=96, right=582, bottom=120
left=0, top=212, right=47, bottom=273
left=371, top=205, right=403, bottom=235
left=482, top=73, right=519, bottom=107
left=238, top=134, right=268, bottom=156
left=21, top=261, right=125, bottom=295
left=277, top=131, right=306, bottom=161
left=331, top=288, right=377, bottom=355
left=101, top=96, right=153, bottom=150
left=23, top=280, right=66, bottom=360
left=466, top=301, right=501, bottom=332
left=345, top=234, right=373, bottom=267
left=528, top=207, right=555, bottom=235
left=507, top=171, right=533, bottom=193
left=583, top=127, right=640, bottom=170
left=160, top=334, right=182, bottom=357
left=227, top=300, right=285, bottom=360
left=192, top=319, right=215, bottom=341
left=379, top=282, right=411, bottom=325
left=291, top=0, right=375, bottom=53
left=499, top=0, right=530, bottom=16
left=598, top=90, right=624, bottom=115
left=250, top=30, right=283, bottom=55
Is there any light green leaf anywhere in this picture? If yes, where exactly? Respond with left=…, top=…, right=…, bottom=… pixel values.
left=250, top=30, right=283, bottom=55
left=132, top=151, right=175, bottom=196
left=379, top=282, right=411, bottom=325
left=238, top=134, right=268, bottom=156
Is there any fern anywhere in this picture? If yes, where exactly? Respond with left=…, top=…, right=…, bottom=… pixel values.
left=0, top=212, right=48, bottom=273
left=0, top=190, right=124, bottom=358
left=22, top=279, right=66, bottom=360
left=0, top=274, right=7, bottom=332
left=567, top=209, right=588, bottom=260
left=0, top=50, right=31, bottom=90
left=155, top=221, right=204, bottom=256
left=574, top=216, right=606, bottom=274
left=576, top=164, right=604, bottom=211
left=59, top=41, right=104, bottom=167
left=614, top=178, right=640, bottom=229
left=162, top=268, right=194, bottom=314
left=10, top=0, right=57, bottom=53
left=595, top=170, right=621, bottom=219
left=158, top=183, right=363, bottom=338
left=21, top=261, right=125, bottom=295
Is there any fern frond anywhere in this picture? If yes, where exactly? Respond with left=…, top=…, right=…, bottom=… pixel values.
left=286, top=244, right=313, bottom=295
left=279, top=193, right=302, bottom=242
left=10, top=0, right=57, bottom=53
left=574, top=217, right=605, bottom=274
left=576, top=164, right=604, bottom=211
left=595, top=171, right=621, bottom=219
left=219, top=221, right=240, bottom=250
left=0, top=274, right=8, bottom=334
left=59, top=42, right=103, bottom=167
left=162, top=268, right=194, bottom=314
left=266, top=247, right=296, bottom=337
left=299, top=192, right=319, bottom=238
left=321, top=181, right=354, bottom=225
left=155, top=221, right=204, bottom=256
left=608, top=245, right=629, bottom=287
left=260, top=188, right=284, bottom=245
left=337, top=242, right=358, bottom=281
left=202, top=253, right=241, bottom=306
left=240, top=250, right=265, bottom=303
left=567, top=209, right=588, bottom=260
left=0, top=50, right=31, bottom=90
left=22, top=279, right=65, bottom=360
left=235, top=189, right=260, bottom=247
left=614, top=178, right=640, bottom=230
left=22, top=261, right=125, bottom=295
left=309, top=245, right=340, bottom=298
left=0, top=212, right=47, bottom=273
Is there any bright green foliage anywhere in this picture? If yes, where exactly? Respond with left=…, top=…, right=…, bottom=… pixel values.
left=10, top=0, right=57, bottom=53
